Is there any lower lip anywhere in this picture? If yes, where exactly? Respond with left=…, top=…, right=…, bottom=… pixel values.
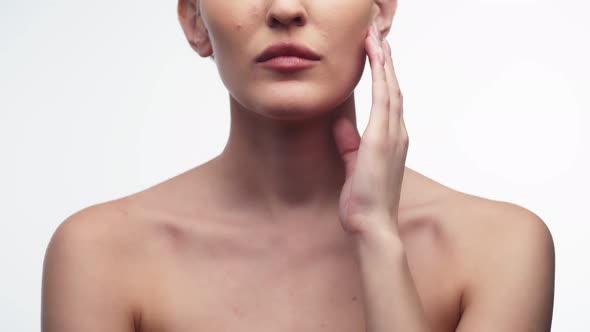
left=257, top=56, right=319, bottom=72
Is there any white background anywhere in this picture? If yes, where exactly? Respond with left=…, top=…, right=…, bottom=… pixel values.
left=1, top=0, right=588, bottom=330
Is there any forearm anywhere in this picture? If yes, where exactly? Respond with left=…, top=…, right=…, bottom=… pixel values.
left=354, top=228, right=432, bottom=332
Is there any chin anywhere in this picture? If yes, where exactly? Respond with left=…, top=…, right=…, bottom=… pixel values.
left=252, top=90, right=352, bottom=122
left=227, top=64, right=361, bottom=122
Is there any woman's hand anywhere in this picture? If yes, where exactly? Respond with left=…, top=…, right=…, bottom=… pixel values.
left=332, top=22, right=408, bottom=239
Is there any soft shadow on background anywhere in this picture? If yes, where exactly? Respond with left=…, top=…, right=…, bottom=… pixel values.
left=0, top=0, right=588, bottom=330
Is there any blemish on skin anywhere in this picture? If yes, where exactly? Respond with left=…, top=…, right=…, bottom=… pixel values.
left=231, top=304, right=244, bottom=318
left=235, top=23, right=242, bottom=31
left=352, top=295, right=357, bottom=301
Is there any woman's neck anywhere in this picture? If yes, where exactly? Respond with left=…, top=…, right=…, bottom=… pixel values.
left=210, top=94, right=359, bottom=221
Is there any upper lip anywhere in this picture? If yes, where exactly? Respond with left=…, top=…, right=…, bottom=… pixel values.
left=256, top=42, right=322, bottom=62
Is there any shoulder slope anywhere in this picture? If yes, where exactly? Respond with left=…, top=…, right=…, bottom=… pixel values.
left=46, top=197, right=142, bottom=266
left=452, top=192, right=553, bottom=238
left=444, top=192, right=555, bottom=278
left=453, top=196, right=555, bottom=331
left=42, top=198, right=143, bottom=331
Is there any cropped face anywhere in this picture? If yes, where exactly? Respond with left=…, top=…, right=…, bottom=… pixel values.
left=181, top=0, right=388, bottom=121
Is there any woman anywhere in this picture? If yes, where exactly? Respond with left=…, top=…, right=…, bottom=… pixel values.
left=41, top=0, right=555, bottom=331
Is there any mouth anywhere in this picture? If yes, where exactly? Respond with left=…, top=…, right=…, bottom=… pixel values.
left=256, top=42, right=321, bottom=72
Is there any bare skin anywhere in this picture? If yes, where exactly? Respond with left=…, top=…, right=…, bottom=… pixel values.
left=129, top=163, right=464, bottom=332
left=41, top=161, right=553, bottom=332
left=41, top=0, right=554, bottom=330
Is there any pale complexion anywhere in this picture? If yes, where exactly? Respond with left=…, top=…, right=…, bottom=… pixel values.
left=41, top=1, right=555, bottom=331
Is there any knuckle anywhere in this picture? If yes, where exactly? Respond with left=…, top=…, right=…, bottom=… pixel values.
left=403, top=138, right=410, bottom=153
left=401, top=133, right=409, bottom=146
left=383, top=97, right=391, bottom=109
left=393, top=133, right=408, bottom=149
left=390, top=96, right=402, bottom=110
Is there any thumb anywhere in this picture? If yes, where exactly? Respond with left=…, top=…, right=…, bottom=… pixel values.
left=332, top=116, right=361, bottom=179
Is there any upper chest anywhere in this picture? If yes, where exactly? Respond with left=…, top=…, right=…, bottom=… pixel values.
left=132, top=207, right=465, bottom=332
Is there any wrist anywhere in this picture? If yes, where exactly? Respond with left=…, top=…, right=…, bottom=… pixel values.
left=352, top=226, right=404, bottom=256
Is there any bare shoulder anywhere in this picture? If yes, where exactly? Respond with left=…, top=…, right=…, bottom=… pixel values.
left=441, top=191, right=555, bottom=331
left=446, top=191, right=555, bottom=256
left=42, top=198, right=143, bottom=331
left=439, top=190, right=555, bottom=275
left=444, top=191, right=554, bottom=241
left=400, top=169, right=553, bottom=254
left=46, top=197, right=144, bottom=261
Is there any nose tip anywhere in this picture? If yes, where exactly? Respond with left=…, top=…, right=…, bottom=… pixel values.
left=266, top=3, right=307, bottom=28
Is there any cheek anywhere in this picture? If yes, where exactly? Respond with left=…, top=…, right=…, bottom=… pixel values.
left=326, top=45, right=368, bottom=106
left=200, top=1, right=257, bottom=54
left=323, top=22, right=370, bottom=97
left=316, top=0, right=372, bottom=33
left=318, top=0, right=372, bottom=73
